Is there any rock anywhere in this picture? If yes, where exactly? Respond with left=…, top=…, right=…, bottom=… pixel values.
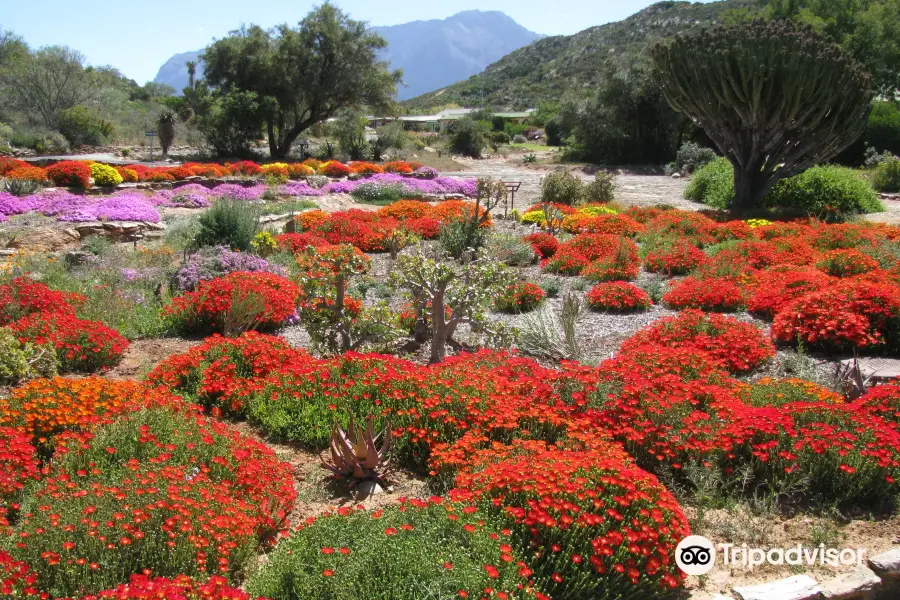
left=355, top=480, right=384, bottom=498
left=672, top=172, right=682, bottom=179
left=733, top=575, right=822, bottom=600
left=869, top=549, right=900, bottom=578
left=820, top=566, right=882, bottom=599
left=64, top=250, right=96, bottom=268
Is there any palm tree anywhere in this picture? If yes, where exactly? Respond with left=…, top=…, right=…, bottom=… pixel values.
left=157, top=109, right=177, bottom=157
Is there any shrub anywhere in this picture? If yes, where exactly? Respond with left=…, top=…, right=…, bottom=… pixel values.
left=164, top=272, right=299, bottom=336
left=45, top=160, right=92, bottom=188
left=0, top=328, right=56, bottom=386
left=288, top=162, right=315, bottom=178
left=675, top=141, right=717, bottom=173
left=578, top=236, right=640, bottom=282
left=194, top=198, right=260, bottom=252
left=275, top=232, right=329, bottom=254
left=449, top=117, right=486, bottom=158
left=747, top=266, right=832, bottom=319
left=495, top=281, right=546, bottom=313
left=439, top=219, right=489, bottom=257
left=383, top=161, right=414, bottom=174
left=621, top=310, right=775, bottom=373
left=855, top=384, right=900, bottom=428
left=741, top=378, right=843, bottom=408
left=586, top=281, right=652, bottom=312
left=487, top=233, right=539, bottom=266
left=376, top=199, right=432, bottom=221
left=662, top=277, right=747, bottom=312
left=89, top=163, right=123, bottom=187
left=523, top=232, right=559, bottom=258
left=173, top=246, right=288, bottom=292
left=541, top=171, right=583, bottom=205
left=247, top=500, right=540, bottom=600
left=815, top=248, right=880, bottom=277
left=643, top=239, right=709, bottom=275
left=872, top=155, right=900, bottom=193
left=683, top=157, right=733, bottom=208
left=584, top=171, right=616, bottom=202
left=57, top=106, right=112, bottom=146
left=320, top=161, right=351, bottom=178
left=0, top=277, right=83, bottom=326
left=147, top=332, right=309, bottom=413
left=451, top=440, right=689, bottom=599
left=772, top=280, right=900, bottom=351
left=9, top=312, right=128, bottom=373
left=769, top=165, right=884, bottom=219
left=227, top=160, right=262, bottom=176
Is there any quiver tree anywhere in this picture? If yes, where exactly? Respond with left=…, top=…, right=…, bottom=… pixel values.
left=651, top=20, right=873, bottom=213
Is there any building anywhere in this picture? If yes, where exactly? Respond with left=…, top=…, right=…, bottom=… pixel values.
left=367, top=108, right=534, bottom=132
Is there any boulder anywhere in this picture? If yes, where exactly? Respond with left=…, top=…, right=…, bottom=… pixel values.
left=869, top=549, right=900, bottom=579
left=733, top=575, right=822, bottom=600
left=820, top=566, right=882, bottom=599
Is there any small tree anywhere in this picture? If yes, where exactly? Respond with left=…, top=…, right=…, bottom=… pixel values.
left=440, top=178, right=507, bottom=258
left=157, top=109, right=177, bottom=157
left=652, top=20, right=873, bottom=213
left=296, top=244, right=402, bottom=355
left=449, top=117, right=486, bottom=158
left=391, top=250, right=516, bottom=364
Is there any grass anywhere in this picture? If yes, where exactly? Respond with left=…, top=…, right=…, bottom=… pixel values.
left=507, top=142, right=549, bottom=152
left=258, top=199, right=319, bottom=216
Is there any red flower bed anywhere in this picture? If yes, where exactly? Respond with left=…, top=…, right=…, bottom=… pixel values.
left=402, top=216, right=441, bottom=239
left=45, top=160, right=91, bottom=188
left=815, top=248, right=880, bottom=277
left=275, top=232, right=328, bottom=254
left=78, top=574, right=255, bottom=600
left=662, top=277, right=747, bottom=312
left=495, top=281, right=546, bottom=313
left=321, top=161, right=351, bottom=177
left=227, top=161, right=262, bottom=176
left=643, top=211, right=719, bottom=247
left=0, top=157, right=29, bottom=176
left=383, top=161, right=414, bottom=174
left=523, top=232, right=559, bottom=258
left=7, top=166, right=48, bottom=183
left=163, top=272, right=299, bottom=334
left=114, top=167, right=139, bottom=182
left=546, top=234, right=638, bottom=280
left=376, top=200, right=432, bottom=220
left=771, top=280, right=900, bottom=351
left=586, top=282, right=651, bottom=312
left=0, top=551, right=42, bottom=599
left=621, top=310, right=774, bottom=373
left=643, top=240, right=709, bottom=275
left=451, top=440, right=690, bottom=598
left=856, top=384, right=900, bottom=428
left=147, top=332, right=311, bottom=413
left=746, top=266, right=833, bottom=319
left=561, top=213, right=645, bottom=236
left=0, top=277, right=84, bottom=326
left=0, top=427, right=40, bottom=518
left=348, top=161, right=384, bottom=175
left=10, top=312, right=128, bottom=373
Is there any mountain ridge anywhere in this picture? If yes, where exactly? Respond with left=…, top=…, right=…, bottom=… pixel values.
left=152, top=10, right=543, bottom=100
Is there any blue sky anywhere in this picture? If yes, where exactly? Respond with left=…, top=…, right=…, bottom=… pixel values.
left=2, top=0, right=675, bottom=84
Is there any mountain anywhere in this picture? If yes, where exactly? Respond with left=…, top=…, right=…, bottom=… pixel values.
left=151, top=10, right=542, bottom=99
left=403, top=0, right=752, bottom=110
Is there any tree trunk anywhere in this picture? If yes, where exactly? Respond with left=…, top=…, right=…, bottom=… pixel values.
left=429, top=290, right=448, bottom=364
left=731, top=161, right=776, bottom=215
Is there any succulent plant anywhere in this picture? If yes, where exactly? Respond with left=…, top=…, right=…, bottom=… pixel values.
left=321, top=415, right=392, bottom=480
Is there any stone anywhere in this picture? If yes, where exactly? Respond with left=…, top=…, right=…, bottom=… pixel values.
left=64, top=250, right=96, bottom=268
left=672, top=172, right=682, bottom=178
left=820, top=566, right=882, bottom=599
left=869, top=549, right=900, bottom=578
left=355, top=480, right=384, bottom=498
left=63, top=228, right=81, bottom=240
left=733, top=575, right=822, bottom=600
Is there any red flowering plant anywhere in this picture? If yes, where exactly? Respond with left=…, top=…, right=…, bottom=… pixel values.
left=320, top=161, right=351, bottom=178
left=0, top=428, right=40, bottom=522
left=580, top=237, right=640, bottom=282
left=620, top=310, right=775, bottom=374
left=246, top=499, right=543, bottom=600
left=9, top=313, right=128, bottom=373
left=113, top=167, right=139, bottom=183
left=140, top=168, right=174, bottom=182
left=771, top=280, right=900, bottom=352
left=382, top=161, right=415, bottom=174
left=746, top=266, right=833, bottom=319
left=287, top=163, right=314, bottom=178
left=561, top=213, right=645, bottom=237
left=0, top=551, right=43, bottom=599
left=274, top=232, right=328, bottom=254
left=642, top=239, right=709, bottom=275
left=641, top=211, right=719, bottom=247
left=402, top=216, right=441, bottom=239
left=661, top=277, right=747, bottom=312
left=163, top=272, right=300, bottom=336
left=586, top=282, right=651, bottom=313
left=348, top=161, right=384, bottom=175
left=0, top=277, right=84, bottom=326
left=377, top=200, right=433, bottom=220
left=523, top=232, right=559, bottom=258
left=855, top=384, right=900, bottom=429
left=7, top=166, right=48, bottom=183
left=0, top=157, right=29, bottom=176
left=146, top=332, right=311, bottom=414
left=495, top=282, right=546, bottom=313
left=815, top=248, right=881, bottom=277
left=450, top=439, right=690, bottom=599
left=808, top=223, right=879, bottom=251
left=77, top=574, right=256, bottom=600
left=226, top=161, right=262, bottom=176
left=45, top=161, right=91, bottom=188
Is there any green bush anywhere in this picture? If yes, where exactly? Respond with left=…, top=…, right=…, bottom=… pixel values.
left=675, top=141, right=717, bottom=173
left=246, top=501, right=535, bottom=600
left=439, top=219, right=489, bottom=258
left=684, top=157, right=734, bottom=208
left=686, top=158, right=884, bottom=218
left=541, top=170, right=584, bottom=205
left=58, top=105, right=114, bottom=146
left=193, top=198, right=260, bottom=251
left=0, top=329, right=56, bottom=386
left=872, top=155, right=900, bottom=193
left=486, top=233, right=538, bottom=266
left=545, top=119, right=563, bottom=146
left=449, top=117, right=486, bottom=158
left=584, top=171, right=616, bottom=203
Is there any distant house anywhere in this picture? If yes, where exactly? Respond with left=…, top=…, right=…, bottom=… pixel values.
left=367, top=108, right=534, bottom=132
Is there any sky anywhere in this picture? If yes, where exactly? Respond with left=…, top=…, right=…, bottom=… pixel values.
left=1, top=0, right=675, bottom=84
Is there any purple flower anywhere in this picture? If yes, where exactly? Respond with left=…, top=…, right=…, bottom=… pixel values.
left=280, top=181, right=324, bottom=197
left=211, top=183, right=267, bottom=201
left=174, top=246, right=288, bottom=291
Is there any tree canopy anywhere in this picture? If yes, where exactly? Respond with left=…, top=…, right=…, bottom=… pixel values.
left=201, top=3, right=401, bottom=159
left=652, top=20, right=872, bottom=212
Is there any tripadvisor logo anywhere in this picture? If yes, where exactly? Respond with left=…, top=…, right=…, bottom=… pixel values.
left=675, top=536, right=868, bottom=575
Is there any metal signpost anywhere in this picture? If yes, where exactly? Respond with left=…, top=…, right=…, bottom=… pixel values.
left=145, top=131, right=157, bottom=162
left=502, top=181, right=521, bottom=217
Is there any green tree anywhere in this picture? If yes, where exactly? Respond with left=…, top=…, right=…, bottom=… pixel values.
left=652, top=20, right=872, bottom=212
left=449, top=117, right=486, bottom=158
left=202, top=3, right=400, bottom=159
left=157, top=109, right=177, bottom=157
left=334, top=109, right=369, bottom=160
left=195, top=90, right=263, bottom=157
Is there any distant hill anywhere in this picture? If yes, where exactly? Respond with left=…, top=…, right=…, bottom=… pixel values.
left=152, top=10, right=542, bottom=99
left=403, top=0, right=751, bottom=110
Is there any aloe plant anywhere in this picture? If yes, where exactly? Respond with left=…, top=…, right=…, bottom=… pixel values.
left=321, top=415, right=392, bottom=480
